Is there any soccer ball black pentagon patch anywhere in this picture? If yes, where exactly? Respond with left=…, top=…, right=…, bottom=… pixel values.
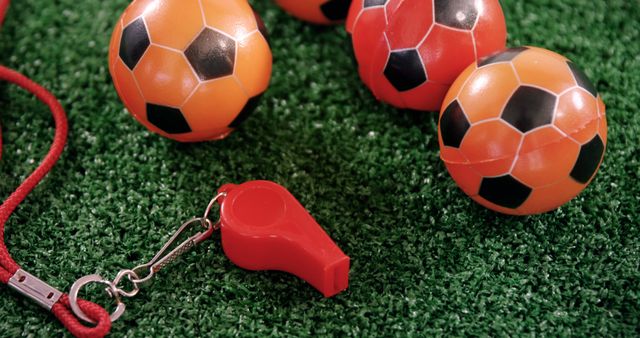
left=119, top=18, right=150, bottom=70
left=567, top=62, right=598, bottom=97
left=479, top=175, right=532, bottom=209
left=434, top=0, right=479, bottom=30
left=570, top=135, right=605, bottom=184
left=229, top=95, right=263, bottom=128
left=502, top=86, right=556, bottom=133
left=384, top=49, right=427, bottom=92
left=440, top=100, right=470, bottom=148
left=364, top=0, right=387, bottom=8
left=252, top=9, right=270, bottom=44
left=320, top=0, right=352, bottom=21
left=146, top=103, right=192, bottom=134
left=185, top=28, right=236, bottom=81
left=478, top=47, right=528, bottom=68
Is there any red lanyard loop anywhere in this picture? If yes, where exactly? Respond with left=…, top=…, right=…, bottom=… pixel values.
left=1, top=1, right=111, bottom=336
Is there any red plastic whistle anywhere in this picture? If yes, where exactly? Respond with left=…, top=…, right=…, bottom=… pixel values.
left=218, top=180, right=350, bottom=297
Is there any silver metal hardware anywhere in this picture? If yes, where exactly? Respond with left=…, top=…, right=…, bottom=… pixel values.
left=8, top=269, right=63, bottom=310
left=67, top=191, right=226, bottom=324
left=201, top=192, right=226, bottom=228
left=69, top=274, right=126, bottom=323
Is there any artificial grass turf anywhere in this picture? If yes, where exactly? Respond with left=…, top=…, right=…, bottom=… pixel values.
left=0, top=0, right=639, bottom=336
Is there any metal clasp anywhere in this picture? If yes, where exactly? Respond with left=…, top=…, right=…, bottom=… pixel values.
left=68, top=192, right=226, bottom=324
left=129, top=216, right=217, bottom=285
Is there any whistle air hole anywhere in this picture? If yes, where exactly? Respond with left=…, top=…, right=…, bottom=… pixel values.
left=232, top=187, right=286, bottom=227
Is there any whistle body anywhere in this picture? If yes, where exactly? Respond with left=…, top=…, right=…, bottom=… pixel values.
left=218, top=181, right=350, bottom=297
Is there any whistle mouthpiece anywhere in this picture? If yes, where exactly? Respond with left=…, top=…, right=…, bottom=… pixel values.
left=218, top=181, right=350, bottom=297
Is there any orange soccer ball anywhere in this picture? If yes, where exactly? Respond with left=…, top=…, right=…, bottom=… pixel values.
left=438, top=47, right=607, bottom=215
left=109, top=0, right=272, bottom=142
left=275, top=0, right=351, bottom=25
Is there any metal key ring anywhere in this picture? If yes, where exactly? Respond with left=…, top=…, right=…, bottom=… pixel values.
left=201, top=192, right=226, bottom=228
left=68, top=274, right=126, bottom=324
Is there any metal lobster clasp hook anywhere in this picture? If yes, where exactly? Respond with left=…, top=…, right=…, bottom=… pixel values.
left=67, top=191, right=226, bottom=324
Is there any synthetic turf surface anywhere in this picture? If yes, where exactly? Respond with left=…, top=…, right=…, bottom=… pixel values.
left=1, top=0, right=638, bottom=336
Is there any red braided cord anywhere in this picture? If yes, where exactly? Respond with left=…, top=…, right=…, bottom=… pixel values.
left=0, top=0, right=5, bottom=163
left=52, top=295, right=112, bottom=338
left=1, top=1, right=111, bottom=337
left=0, top=66, right=67, bottom=279
left=0, top=0, right=8, bottom=26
